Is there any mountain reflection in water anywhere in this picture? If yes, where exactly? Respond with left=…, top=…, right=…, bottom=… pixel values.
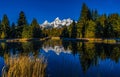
left=0, top=40, right=120, bottom=77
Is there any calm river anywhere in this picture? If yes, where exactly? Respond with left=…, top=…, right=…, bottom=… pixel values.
left=0, top=40, right=120, bottom=77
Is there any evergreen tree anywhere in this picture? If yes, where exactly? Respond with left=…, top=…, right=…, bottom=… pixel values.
left=108, top=14, right=120, bottom=38
left=95, top=14, right=107, bottom=38
left=1, top=31, right=6, bottom=39
left=1, top=14, right=10, bottom=38
left=77, top=3, right=92, bottom=38
left=80, top=3, right=92, bottom=21
left=85, top=20, right=96, bottom=38
left=71, top=20, right=77, bottom=38
left=10, top=23, right=16, bottom=38
left=61, top=26, right=69, bottom=38
left=22, top=25, right=32, bottom=38
left=17, top=11, right=27, bottom=38
left=92, top=10, right=99, bottom=21
left=18, top=11, right=27, bottom=26
left=31, top=18, right=42, bottom=38
left=104, top=20, right=114, bottom=38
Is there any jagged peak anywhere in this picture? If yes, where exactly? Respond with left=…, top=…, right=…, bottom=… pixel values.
left=55, top=17, right=61, bottom=20
left=41, top=17, right=74, bottom=28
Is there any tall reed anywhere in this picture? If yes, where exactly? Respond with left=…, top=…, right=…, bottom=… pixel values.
left=2, top=54, right=47, bottom=77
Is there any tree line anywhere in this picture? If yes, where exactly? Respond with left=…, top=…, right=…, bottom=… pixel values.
left=44, top=3, right=120, bottom=38
left=0, top=11, right=44, bottom=39
left=1, top=3, right=120, bottom=39
left=76, top=3, right=120, bottom=38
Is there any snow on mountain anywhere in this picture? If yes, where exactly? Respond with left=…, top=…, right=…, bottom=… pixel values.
left=41, top=17, right=73, bottom=28
left=41, top=20, right=52, bottom=28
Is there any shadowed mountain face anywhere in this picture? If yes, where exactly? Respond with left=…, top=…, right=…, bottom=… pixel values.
left=0, top=40, right=120, bottom=77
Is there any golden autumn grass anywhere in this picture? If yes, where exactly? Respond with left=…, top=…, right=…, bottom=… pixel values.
left=2, top=54, right=47, bottom=77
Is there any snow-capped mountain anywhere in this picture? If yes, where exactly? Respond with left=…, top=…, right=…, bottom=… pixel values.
left=41, top=17, right=73, bottom=28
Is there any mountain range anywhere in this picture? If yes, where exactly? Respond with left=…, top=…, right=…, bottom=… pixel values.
left=41, top=17, right=73, bottom=28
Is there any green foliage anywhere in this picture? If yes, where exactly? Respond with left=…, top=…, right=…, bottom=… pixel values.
left=10, top=23, right=16, bottom=38
left=77, top=3, right=92, bottom=38
left=31, top=18, right=42, bottom=38
left=70, top=20, right=77, bottom=38
left=92, top=10, right=99, bottom=21
left=43, top=28, right=63, bottom=37
left=108, top=14, right=120, bottom=37
left=1, top=31, right=6, bottom=39
left=80, top=3, right=92, bottom=21
left=1, top=14, right=10, bottom=38
left=76, top=21, right=83, bottom=38
left=94, top=14, right=106, bottom=38
left=22, top=25, right=32, bottom=38
left=61, top=26, right=69, bottom=38
left=17, top=11, right=28, bottom=38
left=18, top=11, right=27, bottom=26
left=104, top=20, right=114, bottom=38
left=85, top=20, right=96, bottom=38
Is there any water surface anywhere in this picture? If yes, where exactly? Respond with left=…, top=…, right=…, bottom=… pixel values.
left=0, top=40, right=120, bottom=77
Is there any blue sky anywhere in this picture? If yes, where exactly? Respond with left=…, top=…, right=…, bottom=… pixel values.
left=0, top=0, right=119, bottom=24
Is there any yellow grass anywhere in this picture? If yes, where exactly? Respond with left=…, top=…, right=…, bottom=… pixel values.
left=6, top=38, right=30, bottom=42
left=103, top=39, right=116, bottom=43
left=5, top=37, right=50, bottom=42
left=2, top=54, right=47, bottom=77
left=51, top=37, right=60, bottom=40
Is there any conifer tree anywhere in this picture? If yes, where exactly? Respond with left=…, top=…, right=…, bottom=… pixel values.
left=61, top=26, right=69, bottom=38
left=22, top=25, right=32, bottom=38
left=10, top=23, right=16, bottom=38
left=85, top=20, right=96, bottom=38
left=18, top=11, right=27, bottom=26
left=96, top=14, right=107, bottom=38
left=1, top=14, right=10, bottom=38
left=108, top=14, right=120, bottom=38
left=17, top=11, right=28, bottom=38
left=77, top=3, right=92, bottom=38
left=31, top=18, right=42, bottom=38
left=91, top=10, right=99, bottom=21
left=71, top=20, right=77, bottom=38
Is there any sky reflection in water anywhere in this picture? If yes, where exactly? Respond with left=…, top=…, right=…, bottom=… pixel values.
left=0, top=40, right=120, bottom=77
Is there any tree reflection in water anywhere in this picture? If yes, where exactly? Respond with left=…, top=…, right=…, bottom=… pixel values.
left=0, top=40, right=120, bottom=76
left=43, top=40, right=120, bottom=73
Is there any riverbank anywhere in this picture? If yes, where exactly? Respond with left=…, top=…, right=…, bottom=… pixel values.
left=0, top=37, right=119, bottom=44
left=0, top=37, right=50, bottom=42
left=51, top=37, right=118, bottom=44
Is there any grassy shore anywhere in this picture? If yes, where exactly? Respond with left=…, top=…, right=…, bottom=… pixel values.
left=51, top=37, right=60, bottom=40
left=2, top=54, right=47, bottom=77
left=51, top=37, right=118, bottom=43
left=0, top=37, right=118, bottom=44
left=87, top=39, right=117, bottom=44
left=0, top=37, right=50, bottom=42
